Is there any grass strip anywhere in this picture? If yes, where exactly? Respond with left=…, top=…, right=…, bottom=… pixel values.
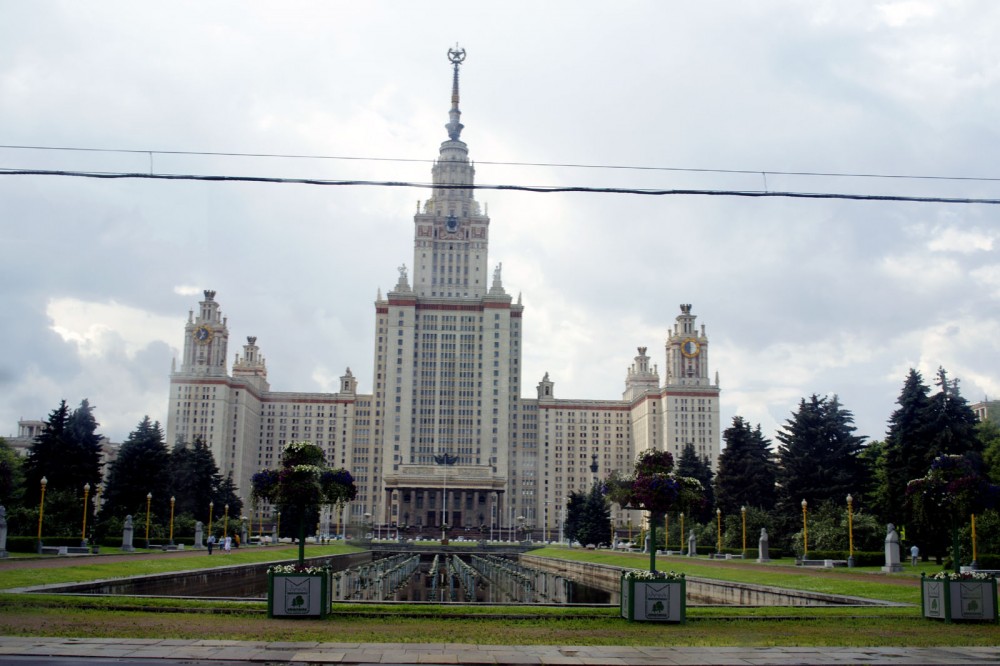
left=0, top=544, right=361, bottom=590
left=530, top=547, right=924, bottom=604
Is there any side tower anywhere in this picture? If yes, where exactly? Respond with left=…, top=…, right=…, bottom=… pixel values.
left=166, top=290, right=240, bottom=477
left=662, top=304, right=721, bottom=468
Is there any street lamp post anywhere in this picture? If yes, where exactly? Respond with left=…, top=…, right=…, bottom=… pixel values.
left=208, top=501, right=214, bottom=537
left=145, top=493, right=152, bottom=549
left=846, top=494, right=854, bottom=568
left=36, top=476, right=47, bottom=554
left=664, top=513, right=669, bottom=552
left=679, top=512, right=685, bottom=554
left=741, top=505, right=747, bottom=558
left=223, top=504, right=229, bottom=540
left=81, top=483, right=91, bottom=547
left=971, top=514, right=978, bottom=569
left=801, top=499, right=808, bottom=559
left=716, top=508, right=722, bottom=554
left=168, top=496, right=176, bottom=546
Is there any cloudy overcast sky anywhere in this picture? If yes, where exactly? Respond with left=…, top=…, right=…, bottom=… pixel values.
left=2, top=1, right=998, bottom=449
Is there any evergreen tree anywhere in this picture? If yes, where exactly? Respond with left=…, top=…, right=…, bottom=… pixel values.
left=881, top=368, right=983, bottom=530
left=926, top=368, right=981, bottom=456
left=715, top=416, right=777, bottom=513
left=23, top=400, right=71, bottom=506
left=881, top=369, right=934, bottom=523
left=676, top=443, right=715, bottom=522
left=776, top=394, right=867, bottom=516
left=169, top=437, right=224, bottom=524
left=65, top=399, right=104, bottom=492
left=0, top=437, right=23, bottom=507
left=100, top=416, right=171, bottom=521
left=564, top=484, right=611, bottom=547
left=980, top=419, right=1000, bottom=483
left=215, top=472, right=243, bottom=520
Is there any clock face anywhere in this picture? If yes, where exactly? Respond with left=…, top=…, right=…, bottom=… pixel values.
left=194, top=325, right=213, bottom=344
left=680, top=338, right=700, bottom=358
left=445, top=215, right=459, bottom=233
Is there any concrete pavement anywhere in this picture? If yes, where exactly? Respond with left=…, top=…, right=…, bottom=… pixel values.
left=1, top=637, right=999, bottom=664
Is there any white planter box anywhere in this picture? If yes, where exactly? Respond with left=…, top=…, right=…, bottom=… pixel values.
left=921, top=575, right=997, bottom=623
left=620, top=574, right=686, bottom=623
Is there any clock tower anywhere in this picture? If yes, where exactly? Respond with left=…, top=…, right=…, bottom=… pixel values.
left=663, top=304, right=720, bottom=469
left=179, top=290, right=229, bottom=377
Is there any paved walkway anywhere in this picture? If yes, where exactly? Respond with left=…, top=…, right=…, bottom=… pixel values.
left=1, top=638, right=999, bottom=665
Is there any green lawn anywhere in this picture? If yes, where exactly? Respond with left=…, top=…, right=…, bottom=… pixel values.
left=0, top=544, right=994, bottom=647
left=0, top=544, right=361, bottom=590
left=529, top=546, right=930, bottom=605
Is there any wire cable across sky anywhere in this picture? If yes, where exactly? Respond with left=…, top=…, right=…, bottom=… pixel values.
left=1, top=167, right=999, bottom=204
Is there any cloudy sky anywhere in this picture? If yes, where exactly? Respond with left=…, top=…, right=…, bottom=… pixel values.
left=2, top=2, right=999, bottom=449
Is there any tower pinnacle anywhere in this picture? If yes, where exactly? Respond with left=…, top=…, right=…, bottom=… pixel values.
left=446, top=44, right=466, bottom=141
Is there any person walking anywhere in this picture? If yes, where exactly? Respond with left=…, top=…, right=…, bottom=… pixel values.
left=207, top=534, right=215, bottom=555
left=224, top=535, right=232, bottom=554
left=910, top=544, right=919, bottom=566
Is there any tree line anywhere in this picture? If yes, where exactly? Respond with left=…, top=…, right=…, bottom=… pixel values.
left=565, top=367, right=1000, bottom=562
left=0, top=400, right=242, bottom=545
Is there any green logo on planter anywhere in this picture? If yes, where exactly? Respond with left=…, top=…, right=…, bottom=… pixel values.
left=284, top=579, right=312, bottom=614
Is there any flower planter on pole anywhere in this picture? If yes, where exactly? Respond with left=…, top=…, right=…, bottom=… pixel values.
left=921, top=573, right=997, bottom=623
left=252, top=441, right=357, bottom=620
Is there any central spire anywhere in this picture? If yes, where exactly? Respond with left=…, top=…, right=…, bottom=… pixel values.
left=445, top=44, right=466, bottom=141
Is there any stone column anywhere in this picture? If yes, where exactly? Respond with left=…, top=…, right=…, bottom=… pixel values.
left=194, top=521, right=204, bottom=549
left=687, top=529, right=697, bottom=557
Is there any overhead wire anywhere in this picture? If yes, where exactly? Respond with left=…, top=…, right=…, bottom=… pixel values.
left=0, top=167, right=998, bottom=204
left=1, top=143, right=1000, bottom=184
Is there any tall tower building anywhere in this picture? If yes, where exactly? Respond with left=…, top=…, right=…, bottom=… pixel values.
left=377, top=46, right=516, bottom=530
left=165, top=49, right=722, bottom=539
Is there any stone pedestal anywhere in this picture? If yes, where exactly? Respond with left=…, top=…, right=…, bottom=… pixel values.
left=757, top=528, right=770, bottom=563
left=882, top=522, right=903, bottom=573
left=121, top=515, right=135, bottom=552
left=0, top=505, right=8, bottom=558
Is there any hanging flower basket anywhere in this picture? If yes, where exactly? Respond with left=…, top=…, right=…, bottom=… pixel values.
left=620, top=569, right=686, bottom=623
left=921, top=572, right=997, bottom=623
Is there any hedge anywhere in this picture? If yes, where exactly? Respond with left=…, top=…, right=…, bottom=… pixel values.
left=802, top=549, right=883, bottom=567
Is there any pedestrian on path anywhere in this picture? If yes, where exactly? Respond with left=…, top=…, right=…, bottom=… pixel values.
left=224, top=536, right=232, bottom=553
left=910, top=544, right=919, bottom=566
left=207, top=534, right=215, bottom=555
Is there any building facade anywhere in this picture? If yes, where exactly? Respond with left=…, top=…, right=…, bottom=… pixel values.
left=166, top=50, right=721, bottom=537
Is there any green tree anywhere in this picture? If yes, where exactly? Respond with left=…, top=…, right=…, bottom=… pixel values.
left=99, top=416, right=171, bottom=524
left=926, top=367, right=981, bottom=456
left=881, top=370, right=934, bottom=524
left=215, top=472, right=243, bottom=523
left=0, top=437, right=23, bottom=507
left=715, top=416, right=776, bottom=514
left=979, top=419, right=1000, bottom=483
left=881, top=368, right=984, bottom=552
left=565, top=483, right=611, bottom=547
left=24, top=400, right=104, bottom=537
left=676, top=443, right=715, bottom=522
left=169, top=437, right=224, bottom=523
left=777, top=395, right=866, bottom=511
left=906, top=453, right=999, bottom=569
left=251, top=441, right=356, bottom=564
